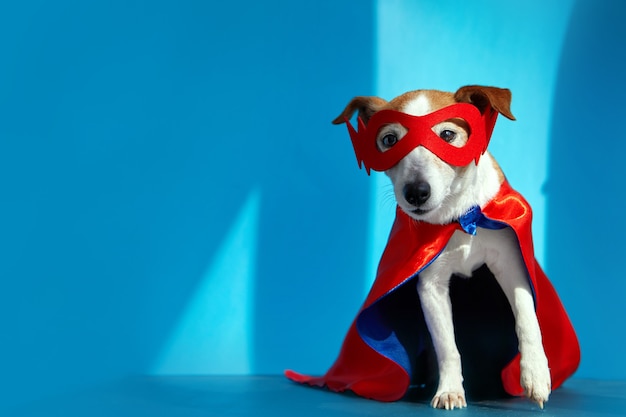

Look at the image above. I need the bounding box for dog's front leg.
[417,265,466,410]
[487,231,551,408]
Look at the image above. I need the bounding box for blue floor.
[5,376,626,417]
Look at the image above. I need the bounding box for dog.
[332,86,551,410]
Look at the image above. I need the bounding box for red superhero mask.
[345,103,499,174]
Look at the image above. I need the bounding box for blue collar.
[459,206,506,235]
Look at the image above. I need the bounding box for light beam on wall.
[374,0,575,267]
[153,188,261,375]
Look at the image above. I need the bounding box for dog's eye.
[381,133,398,148]
[439,129,457,142]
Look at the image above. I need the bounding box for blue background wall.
[1,0,625,411]
[546,0,626,380]
[0,0,374,408]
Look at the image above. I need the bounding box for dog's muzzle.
[345,103,499,175]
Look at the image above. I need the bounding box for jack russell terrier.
[286,85,580,410]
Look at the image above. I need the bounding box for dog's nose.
[403,182,431,206]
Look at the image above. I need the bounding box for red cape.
[286,180,580,401]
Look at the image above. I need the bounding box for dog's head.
[333,85,515,224]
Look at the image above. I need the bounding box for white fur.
[403,93,432,116]
[418,228,550,409]
[384,93,551,409]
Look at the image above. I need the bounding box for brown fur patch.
[454,85,516,120]
[332,96,388,125]
[488,152,506,184]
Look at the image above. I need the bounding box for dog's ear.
[454,85,516,120]
[332,96,388,125]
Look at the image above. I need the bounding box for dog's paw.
[431,391,467,410]
[520,356,551,409]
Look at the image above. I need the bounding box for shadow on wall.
[546,0,626,379]
[0,0,374,408]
